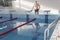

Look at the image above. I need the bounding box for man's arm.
[38,4,40,9]
[32,3,35,10]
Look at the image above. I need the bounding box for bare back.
[34,3,40,9]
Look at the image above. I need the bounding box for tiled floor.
[50,20,60,40]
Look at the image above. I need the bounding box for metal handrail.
[44,16,60,40]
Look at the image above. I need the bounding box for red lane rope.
[0,18,36,36]
[0,16,2,18]
[0,18,18,24]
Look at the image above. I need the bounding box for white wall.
[12,0,59,15]
[0,0,59,15]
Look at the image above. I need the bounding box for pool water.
[0,14,59,40]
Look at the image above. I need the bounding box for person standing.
[32,1,40,14]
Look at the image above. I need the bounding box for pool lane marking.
[0,26,7,30]
[0,18,18,24]
[0,18,36,36]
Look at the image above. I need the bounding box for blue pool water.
[0,14,59,40]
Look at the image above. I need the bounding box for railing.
[44,16,60,40]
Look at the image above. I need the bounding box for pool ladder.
[44,16,60,40]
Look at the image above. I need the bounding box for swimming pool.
[0,14,59,40]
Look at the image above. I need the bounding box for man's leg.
[37,9,39,15]
[35,9,37,15]
[35,11,36,15]
[35,11,38,15]
[36,11,39,15]
[35,9,39,15]
[35,12,38,15]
